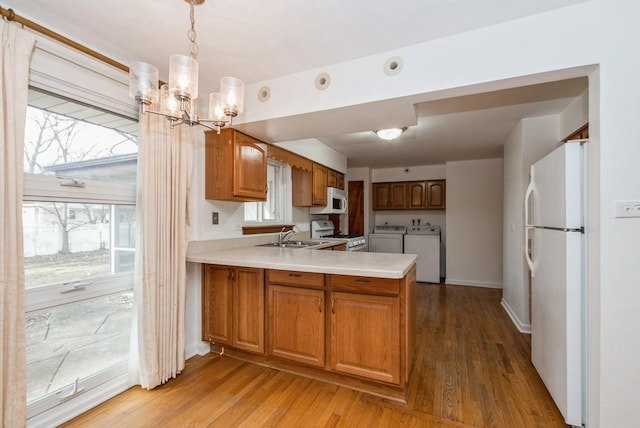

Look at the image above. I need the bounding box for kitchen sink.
[256,240,327,249]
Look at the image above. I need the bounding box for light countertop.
[187,246,417,279]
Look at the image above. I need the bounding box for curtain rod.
[0,6,129,74]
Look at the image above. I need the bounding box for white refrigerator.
[524,141,586,428]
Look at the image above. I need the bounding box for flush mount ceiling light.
[128,0,244,132]
[375,127,407,141]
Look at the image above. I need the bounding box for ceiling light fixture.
[375,127,407,141]
[128,0,244,132]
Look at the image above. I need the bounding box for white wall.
[560,88,589,140]
[501,114,564,331]
[371,165,446,182]
[445,159,503,288]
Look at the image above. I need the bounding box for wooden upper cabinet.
[292,167,313,207]
[327,169,345,190]
[372,183,390,209]
[312,163,328,206]
[293,163,330,207]
[426,180,446,209]
[373,182,407,209]
[205,129,267,202]
[389,182,407,209]
[328,169,338,188]
[407,181,427,209]
[373,180,445,210]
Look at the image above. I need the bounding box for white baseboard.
[501,298,531,334]
[444,278,502,289]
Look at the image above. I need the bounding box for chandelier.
[128,0,244,132]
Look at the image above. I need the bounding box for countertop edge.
[186,247,417,279]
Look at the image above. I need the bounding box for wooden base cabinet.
[267,285,325,367]
[329,292,401,384]
[202,265,265,354]
[202,265,233,345]
[203,264,416,402]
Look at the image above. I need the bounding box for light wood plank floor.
[62,283,566,427]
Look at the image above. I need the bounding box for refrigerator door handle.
[524,175,536,276]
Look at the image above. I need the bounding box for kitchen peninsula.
[187,246,417,402]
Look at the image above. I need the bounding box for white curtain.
[129,108,194,389]
[0,21,34,427]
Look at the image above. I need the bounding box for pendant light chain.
[129,0,245,130]
[188,0,198,60]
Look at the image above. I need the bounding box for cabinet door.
[329,292,400,384]
[292,167,313,207]
[202,265,233,345]
[233,267,265,353]
[233,134,267,200]
[407,181,427,209]
[327,169,338,188]
[389,182,407,209]
[426,180,446,209]
[372,183,389,210]
[312,163,328,205]
[336,173,345,190]
[268,285,325,367]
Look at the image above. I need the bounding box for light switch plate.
[212,212,219,224]
[615,200,640,218]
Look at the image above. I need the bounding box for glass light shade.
[208,92,227,122]
[220,76,245,116]
[376,127,405,141]
[169,54,199,100]
[129,62,159,104]
[160,85,180,117]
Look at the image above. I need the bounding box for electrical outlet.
[615,200,640,218]
[211,212,219,224]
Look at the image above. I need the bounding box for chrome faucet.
[278,226,297,244]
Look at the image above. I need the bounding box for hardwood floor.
[62,283,566,427]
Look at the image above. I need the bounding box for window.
[244,159,291,224]
[23,88,137,419]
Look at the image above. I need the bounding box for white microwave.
[310,187,347,214]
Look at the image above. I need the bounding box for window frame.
[243,159,292,226]
[22,92,138,417]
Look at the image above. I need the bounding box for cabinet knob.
[318,297,323,313]
[331,298,335,314]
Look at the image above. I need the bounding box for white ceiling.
[6,0,589,168]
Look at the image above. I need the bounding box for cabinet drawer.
[267,269,325,289]
[328,275,400,296]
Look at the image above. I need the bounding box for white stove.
[310,220,366,252]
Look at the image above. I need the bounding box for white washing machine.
[368,225,406,253]
[404,225,441,283]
